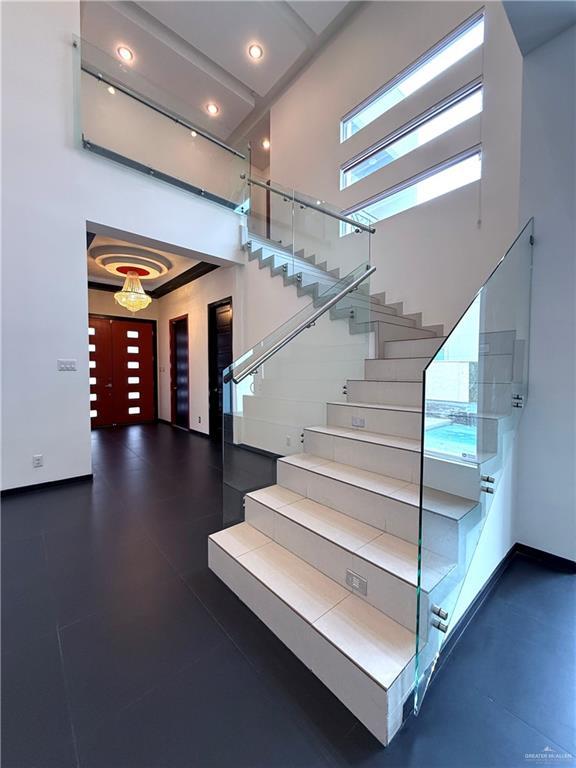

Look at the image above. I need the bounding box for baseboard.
[402,540,574,724]
[189,426,210,438]
[157,418,212,438]
[434,544,517,674]
[1,473,93,497]
[514,542,576,573]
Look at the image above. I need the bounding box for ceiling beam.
[227,1,366,147]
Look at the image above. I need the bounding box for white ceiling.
[80,1,356,152]
[88,235,200,290]
[503,1,576,54]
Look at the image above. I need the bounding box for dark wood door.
[89,316,156,427]
[170,316,189,429]
[208,299,233,439]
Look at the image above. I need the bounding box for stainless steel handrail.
[225,265,376,384]
[79,58,247,160]
[241,175,376,234]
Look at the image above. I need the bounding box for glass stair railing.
[414,219,534,714]
[216,220,533,746]
[222,261,375,526]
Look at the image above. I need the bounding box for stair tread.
[248,486,382,550]
[246,486,452,590]
[347,379,422,385]
[278,454,476,520]
[210,523,415,689]
[305,425,420,453]
[328,401,421,413]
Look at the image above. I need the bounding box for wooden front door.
[89,316,156,427]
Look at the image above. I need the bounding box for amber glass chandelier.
[114,271,152,312]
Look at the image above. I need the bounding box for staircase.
[211,215,533,746]
[210,318,479,745]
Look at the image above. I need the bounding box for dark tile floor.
[2,423,574,768]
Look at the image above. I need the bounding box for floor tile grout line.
[70,635,232,752]
[453,679,576,758]
[178,570,341,767]
[55,627,82,768]
[491,698,576,757]
[41,531,81,768]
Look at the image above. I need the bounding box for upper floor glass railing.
[413,219,534,715]
[74,36,374,285]
[74,36,250,210]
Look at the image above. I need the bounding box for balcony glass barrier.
[75,37,249,210]
[413,220,534,715]
[223,262,374,526]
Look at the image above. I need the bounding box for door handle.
[105,383,113,388]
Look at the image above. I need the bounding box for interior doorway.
[170,315,190,430]
[89,315,156,427]
[208,298,233,440]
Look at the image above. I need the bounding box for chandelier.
[114,271,152,313]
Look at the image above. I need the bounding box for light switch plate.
[57,359,77,371]
[346,569,368,596]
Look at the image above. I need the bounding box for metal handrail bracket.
[226,265,376,385]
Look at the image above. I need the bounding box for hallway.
[2,424,574,767]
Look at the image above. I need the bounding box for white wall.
[515,24,576,562]
[1,1,244,490]
[156,267,236,429]
[155,256,311,433]
[270,1,523,329]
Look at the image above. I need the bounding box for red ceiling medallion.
[116,265,151,277]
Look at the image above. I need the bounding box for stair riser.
[365,358,427,382]
[382,338,445,359]
[276,462,419,544]
[374,324,438,343]
[327,403,421,439]
[209,540,410,745]
[347,380,422,407]
[303,430,420,484]
[243,396,326,425]
[331,306,417,329]
[245,498,418,631]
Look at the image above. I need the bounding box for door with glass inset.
[89,316,156,427]
[170,316,189,429]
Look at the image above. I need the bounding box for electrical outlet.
[346,569,367,596]
[32,454,43,468]
[351,416,365,428]
[198,416,201,424]
[57,359,77,371]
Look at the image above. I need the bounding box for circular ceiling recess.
[89,245,172,280]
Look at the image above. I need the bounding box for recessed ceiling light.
[206,102,219,116]
[261,138,270,150]
[248,43,264,60]
[190,130,198,138]
[117,46,134,63]
[107,85,116,95]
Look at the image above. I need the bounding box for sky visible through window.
[341,88,483,189]
[341,15,484,141]
[342,151,481,234]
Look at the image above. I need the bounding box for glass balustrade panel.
[413,220,533,715]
